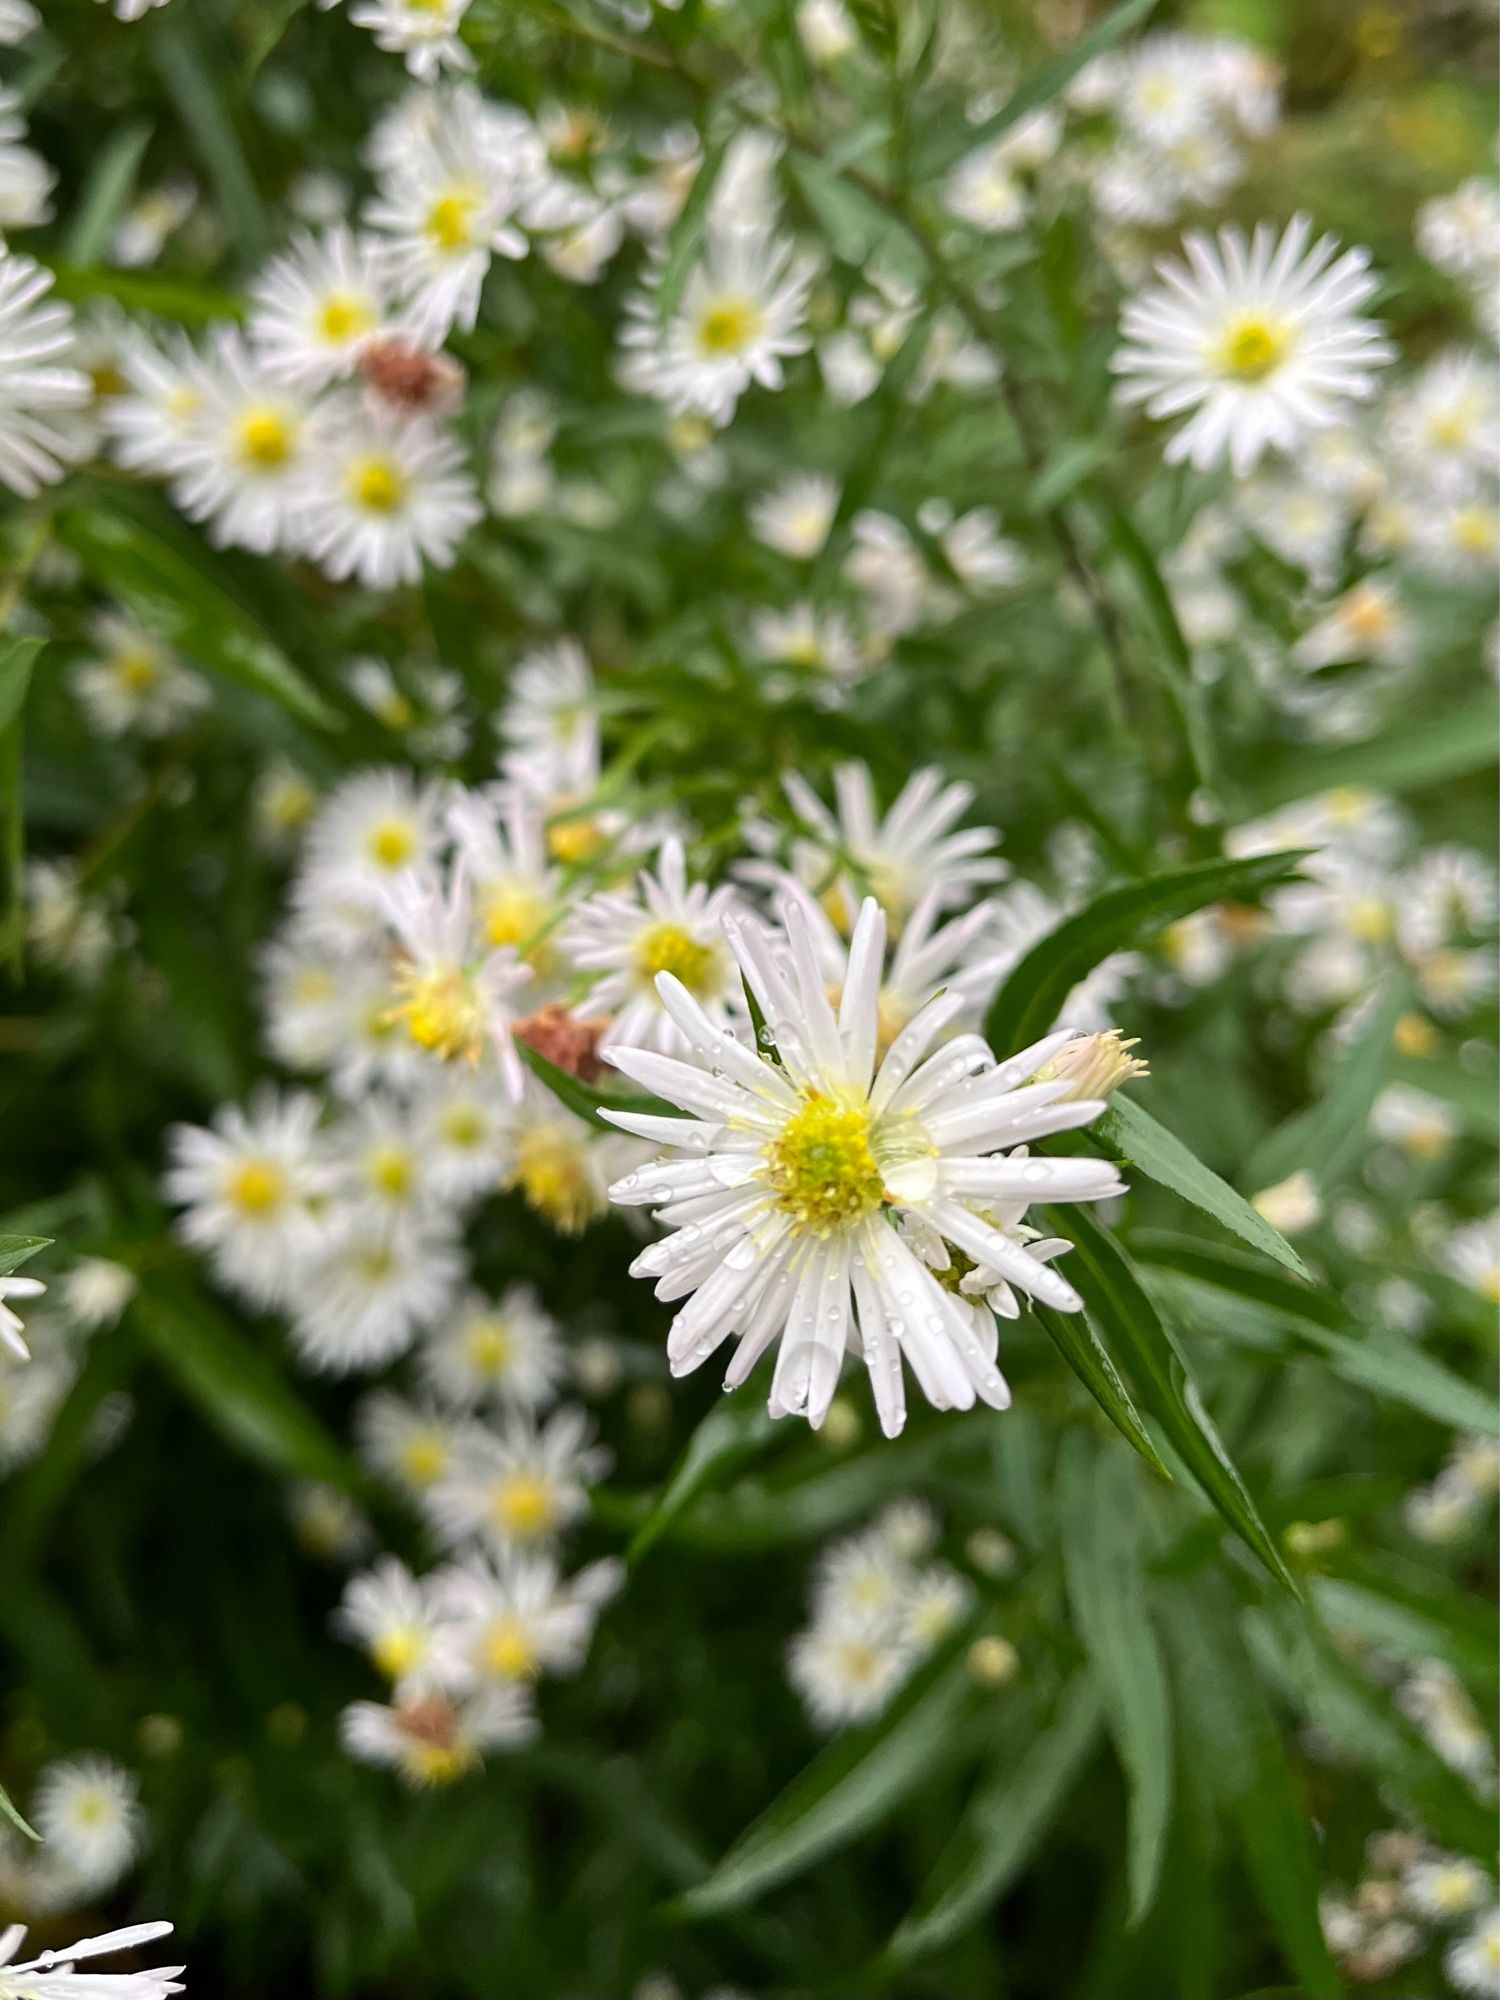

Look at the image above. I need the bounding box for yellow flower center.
[397,1433,450,1486]
[696,296,762,356]
[348,456,407,514]
[228,1158,287,1214]
[632,921,718,996]
[1451,506,1497,555]
[425,190,479,252]
[112,645,162,694]
[1347,895,1393,943]
[1393,1011,1438,1058]
[766,1092,886,1237]
[439,1101,487,1148]
[373,1625,427,1680]
[834,1638,886,1686]
[1402,1118,1452,1161]
[492,1472,557,1538]
[407,1741,469,1785]
[482,1618,539,1679]
[481,881,552,956]
[1218,316,1289,381]
[463,1315,514,1377]
[73,1790,110,1828]
[1343,589,1394,643]
[546,813,607,866]
[235,406,295,469]
[367,815,418,869]
[511,1125,601,1235]
[390,964,486,1063]
[319,293,377,343]
[367,1144,414,1198]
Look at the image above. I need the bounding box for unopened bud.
[1036,1029,1148,1104]
[514,1002,609,1083]
[967,1635,1019,1686]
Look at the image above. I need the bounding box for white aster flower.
[164,1087,332,1308]
[777,761,1007,931]
[499,1079,634,1236]
[340,1685,535,1785]
[429,1550,621,1682]
[419,1284,566,1411]
[167,329,313,553]
[1404,1854,1493,1923]
[295,395,482,587]
[562,837,743,1056]
[1409,491,1499,583]
[1388,349,1500,496]
[748,603,866,688]
[409,1064,514,1201]
[248,225,393,388]
[945,141,1029,234]
[749,471,840,558]
[447,787,569,986]
[796,0,856,62]
[0,1,38,40]
[1398,845,1496,957]
[71,611,208,738]
[425,1406,609,1552]
[103,326,209,480]
[57,1258,137,1331]
[604,898,1125,1437]
[332,0,475,77]
[620,225,815,426]
[336,1555,454,1690]
[0,1922,183,2000]
[0,1273,45,1361]
[788,1610,916,1728]
[329,1097,439,1228]
[1290,579,1413,673]
[289,1207,462,1373]
[1439,1212,1500,1302]
[1446,1907,1500,2000]
[364,86,535,342]
[1370,1083,1458,1161]
[1417,178,1500,287]
[356,1389,459,1494]
[299,767,446,925]
[378,857,531,1089]
[31,1757,139,1892]
[1113,216,1395,475]
[0,247,89,497]
[1113,32,1225,146]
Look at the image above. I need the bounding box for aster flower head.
[1113,215,1396,475]
[326,0,475,78]
[71,610,208,739]
[419,1283,566,1411]
[429,1550,621,1683]
[294,394,483,587]
[378,856,531,1091]
[167,328,314,553]
[249,225,393,388]
[425,1405,610,1552]
[604,897,1125,1438]
[340,1684,535,1785]
[31,1755,139,1892]
[0,247,90,497]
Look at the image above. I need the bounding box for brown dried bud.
[514,1002,610,1084]
[357,338,466,416]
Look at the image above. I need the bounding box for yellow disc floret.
[510,1124,602,1235]
[425,189,479,252]
[1217,315,1289,381]
[235,406,295,469]
[491,1472,556,1539]
[482,1618,539,1679]
[366,815,418,869]
[228,1157,287,1214]
[319,293,376,344]
[632,921,718,996]
[696,297,761,356]
[348,456,407,514]
[389,963,486,1063]
[463,1314,514,1378]
[766,1092,887,1237]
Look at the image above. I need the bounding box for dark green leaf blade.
[628,1397,779,1565]
[1036,1303,1171,1479]
[0,1234,50,1278]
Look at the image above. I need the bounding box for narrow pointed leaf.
[0,1779,37,1843]
[1244,695,1500,811]
[0,1234,49,1278]
[1036,1304,1170,1479]
[1099,1094,1309,1278]
[984,850,1309,1057]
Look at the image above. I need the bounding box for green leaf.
[152,24,271,263]
[984,850,1309,1058]
[676,1621,980,1917]
[139,1288,368,1496]
[515,1039,670,1130]
[1245,982,1405,1193]
[0,634,40,736]
[0,1779,37,1844]
[654,111,734,326]
[1058,1212,1298,1594]
[887,1674,1103,1961]
[1160,1582,1341,2000]
[1242,696,1500,812]
[1036,1304,1171,1479]
[1058,1438,1172,1923]
[627,1397,779,1565]
[49,265,245,323]
[1100,1094,1309,1279]
[1133,1234,1495,1435]
[1029,439,1112,513]
[0,1234,50,1278]
[63,120,153,267]
[58,498,341,731]
[917,0,1159,175]
[1313,1576,1498,1685]
[0,637,39,977]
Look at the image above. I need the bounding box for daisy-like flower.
[340,1684,534,1786]
[103,326,209,480]
[944,141,1029,235]
[789,1609,916,1727]
[71,610,208,739]
[429,1551,621,1682]
[167,329,313,553]
[0,247,89,497]
[1446,1907,1500,2000]
[604,898,1125,1437]
[409,1064,514,1200]
[0,1272,45,1361]
[447,789,568,984]
[1290,578,1413,673]
[364,86,535,342]
[497,638,597,780]
[1403,1853,1492,1924]
[561,837,743,1056]
[419,1284,565,1411]
[58,1257,137,1331]
[248,225,393,388]
[775,762,1007,931]
[164,1087,332,1308]
[1388,350,1500,496]
[619,225,816,426]
[378,858,531,1090]
[748,604,865,689]
[329,1097,438,1229]
[289,1207,462,1373]
[0,1922,183,2000]
[1439,1212,1500,1302]
[299,767,446,922]
[1370,1082,1457,1161]
[31,1756,139,1892]
[295,396,482,587]
[356,1389,460,1495]
[336,1555,454,1689]
[0,2,39,41]
[327,0,475,78]
[499,1078,631,1236]
[1113,216,1395,475]
[749,471,840,558]
[1417,178,1500,287]
[425,1406,609,1552]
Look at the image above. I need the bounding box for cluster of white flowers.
[1320,1828,1498,1994]
[787,1501,971,1727]
[1396,1660,1496,1798]
[0,1755,143,1917]
[1403,1432,1500,1545]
